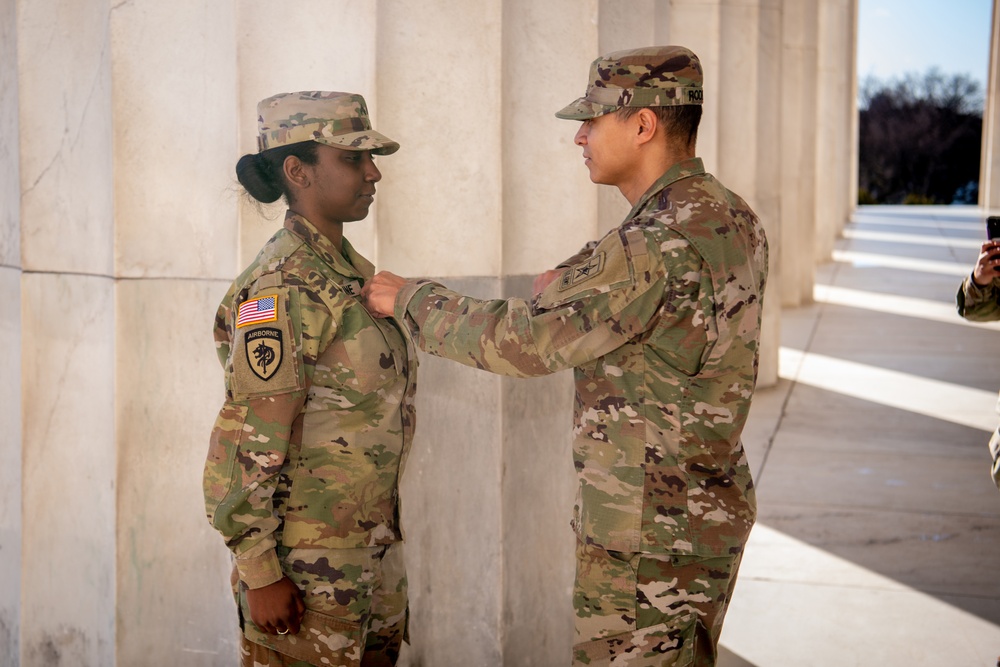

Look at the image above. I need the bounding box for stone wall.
[0,1,862,664]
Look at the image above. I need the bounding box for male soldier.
[362,46,768,665]
[956,236,1000,488]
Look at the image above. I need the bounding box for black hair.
[235,141,321,205]
[616,104,702,149]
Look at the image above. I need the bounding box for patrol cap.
[555,45,704,121]
[256,91,399,155]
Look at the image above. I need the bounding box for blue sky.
[857,0,992,87]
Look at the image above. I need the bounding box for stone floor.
[718,206,1000,666]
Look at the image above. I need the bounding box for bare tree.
[858,69,983,205]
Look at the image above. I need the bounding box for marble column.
[376,4,507,664]
[664,0,723,172]
[596,0,660,234]
[755,0,783,388]
[235,1,380,266]
[500,1,596,662]
[980,0,1000,211]
[110,1,239,663]
[814,0,856,263]
[716,0,781,388]
[0,0,21,661]
[779,0,819,307]
[17,0,116,664]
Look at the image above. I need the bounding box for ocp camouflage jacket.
[205,212,417,589]
[394,158,767,557]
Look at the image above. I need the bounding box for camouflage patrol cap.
[256,91,399,155]
[555,45,704,120]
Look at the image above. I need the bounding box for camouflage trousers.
[572,538,743,667]
[237,542,407,667]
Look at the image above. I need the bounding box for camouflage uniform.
[388,47,767,665]
[205,91,414,666]
[956,275,1000,488]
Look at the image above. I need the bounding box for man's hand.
[973,241,1000,286]
[533,269,563,296]
[361,271,408,318]
[246,576,306,636]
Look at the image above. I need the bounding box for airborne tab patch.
[245,327,283,381]
[558,252,606,291]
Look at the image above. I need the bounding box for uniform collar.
[625,157,706,220]
[283,211,374,280]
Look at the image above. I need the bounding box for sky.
[857,0,992,88]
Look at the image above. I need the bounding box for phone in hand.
[988,216,1000,240]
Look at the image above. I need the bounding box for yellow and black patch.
[558,252,606,291]
[244,327,283,381]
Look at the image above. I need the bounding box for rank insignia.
[245,327,283,381]
[558,252,606,291]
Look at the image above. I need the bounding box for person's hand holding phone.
[974,216,1000,286]
[973,241,1000,286]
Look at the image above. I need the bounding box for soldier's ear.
[634,108,659,146]
[283,155,310,190]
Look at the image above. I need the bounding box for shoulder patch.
[537,232,634,311]
[558,253,606,291]
[237,295,279,328]
[231,289,302,397]
[244,327,284,381]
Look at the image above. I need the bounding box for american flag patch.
[237,295,278,328]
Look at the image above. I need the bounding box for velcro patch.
[237,295,279,328]
[558,252,606,291]
[341,280,363,297]
[244,327,283,381]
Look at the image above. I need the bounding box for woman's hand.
[973,241,1000,286]
[246,576,306,636]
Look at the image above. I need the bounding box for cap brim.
[554,96,618,120]
[315,130,400,155]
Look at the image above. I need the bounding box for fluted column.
[664,0,723,171]
[111,1,239,663]
[0,0,21,661]
[596,0,660,233]
[815,0,856,262]
[980,0,1000,211]
[236,2,380,266]
[500,1,598,662]
[17,0,116,664]
[780,0,820,306]
[376,4,507,664]
[717,0,781,387]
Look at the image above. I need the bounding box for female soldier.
[204,91,416,667]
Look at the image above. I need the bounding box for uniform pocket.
[203,403,249,519]
[572,618,696,667]
[243,608,364,667]
[317,305,398,400]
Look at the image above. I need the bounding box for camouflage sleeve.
[204,280,332,588]
[957,275,1000,322]
[214,282,240,368]
[393,228,703,377]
